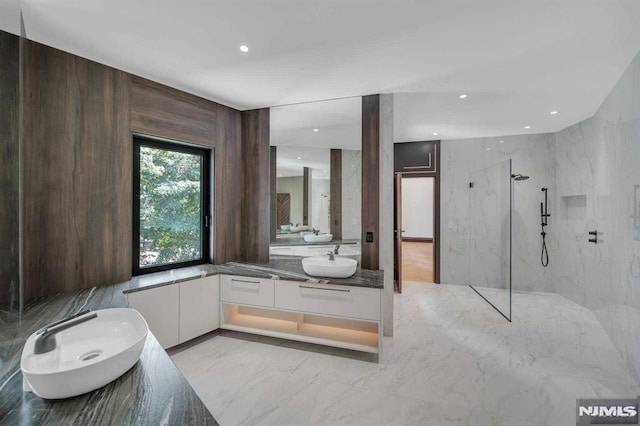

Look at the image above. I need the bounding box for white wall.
[276,177,303,226]
[401,177,433,239]
[552,49,640,381]
[342,149,361,240]
[310,176,330,233]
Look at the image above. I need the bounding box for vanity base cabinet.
[220,279,382,354]
[127,284,180,348]
[126,275,219,348]
[179,275,220,343]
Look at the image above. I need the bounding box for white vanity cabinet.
[274,281,381,321]
[179,276,220,343]
[219,275,382,354]
[220,275,274,308]
[126,284,180,348]
[126,275,220,349]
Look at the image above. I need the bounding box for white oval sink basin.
[21,308,148,399]
[303,233,333,243]
[302,256,357,278]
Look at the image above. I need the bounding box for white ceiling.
[276,146,330,179]
[8,0,640,140]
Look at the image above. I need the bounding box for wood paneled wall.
[22,40,132,299]
[18,39,246,301]
[241,109,270,262]
[131,77,216,146]
[130,76,243,265]
[0,30,20,308]
[214,104,243,264]
[361,95,380,270]
[330,149,342,240]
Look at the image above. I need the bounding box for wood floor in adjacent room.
[401,241,433,283]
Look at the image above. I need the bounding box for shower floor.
[170,281,639,425]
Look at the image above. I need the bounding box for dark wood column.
[270,146,277,242]
[361,95,380,270]
[302,167,310,226]
[330,149,342,239]
[0,30,20,308]
[241,108,270,262]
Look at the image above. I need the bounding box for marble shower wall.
[440,133,556,293]
[342,149,362,240]
[553,49,640,381]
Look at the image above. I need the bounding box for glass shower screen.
[469,159,512,321]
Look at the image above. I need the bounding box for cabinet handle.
[299,285,351,293]
[231,278,261,285]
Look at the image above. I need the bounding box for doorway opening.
[400,176,435,283]
[393,140,440,293]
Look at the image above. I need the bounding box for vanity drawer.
[275,280,381,321]
[220,275,275,308]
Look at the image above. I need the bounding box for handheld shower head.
[511,174,530,181]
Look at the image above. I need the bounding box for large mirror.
[270,97,362,248]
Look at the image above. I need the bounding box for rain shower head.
[511,174,530,181]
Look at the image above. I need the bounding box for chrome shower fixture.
[511,173,530,181]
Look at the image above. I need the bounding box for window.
[133,135,211,275]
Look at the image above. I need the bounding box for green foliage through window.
[138,145,203,268]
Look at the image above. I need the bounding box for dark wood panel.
[361,95,380,270]
[277,194,291,226]
[131,76,216,146]
[22,40,132,299]
[0,30,20,308]
[330,149,342,239]
[270,146,277,241]
[241,109,270,262]
[302,167,310,226]
[213,104,243,264]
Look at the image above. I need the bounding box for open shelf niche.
[221,303,380,354]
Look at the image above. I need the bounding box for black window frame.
[132,134,212,275]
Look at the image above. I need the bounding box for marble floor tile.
[170,282,640,425]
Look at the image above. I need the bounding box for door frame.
[393,140,441,292]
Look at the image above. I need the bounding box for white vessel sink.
[302,256,357,278]
[303,233,333,243]
[21,308,148,399]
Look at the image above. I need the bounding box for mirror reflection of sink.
[290,225,310,232]
[302,256,357,278]
[303,233,332,243]
[21,308,148,399]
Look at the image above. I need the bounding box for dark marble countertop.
[0,281,217,425]
[217,258,383,289]
[270,238,360,247]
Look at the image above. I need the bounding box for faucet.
[334,244,340,254]
[34,311,98,354]
[327,251,335,261]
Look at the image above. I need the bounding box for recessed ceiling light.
[499,140,505,144]
[278,174,282,177]
[459,94,467,99]
[433,132,439,136]
[313,128,319,132]
[524,125,531,129]
[550,111,558,115]
[239,45,249,53]
[486,148,491,151]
